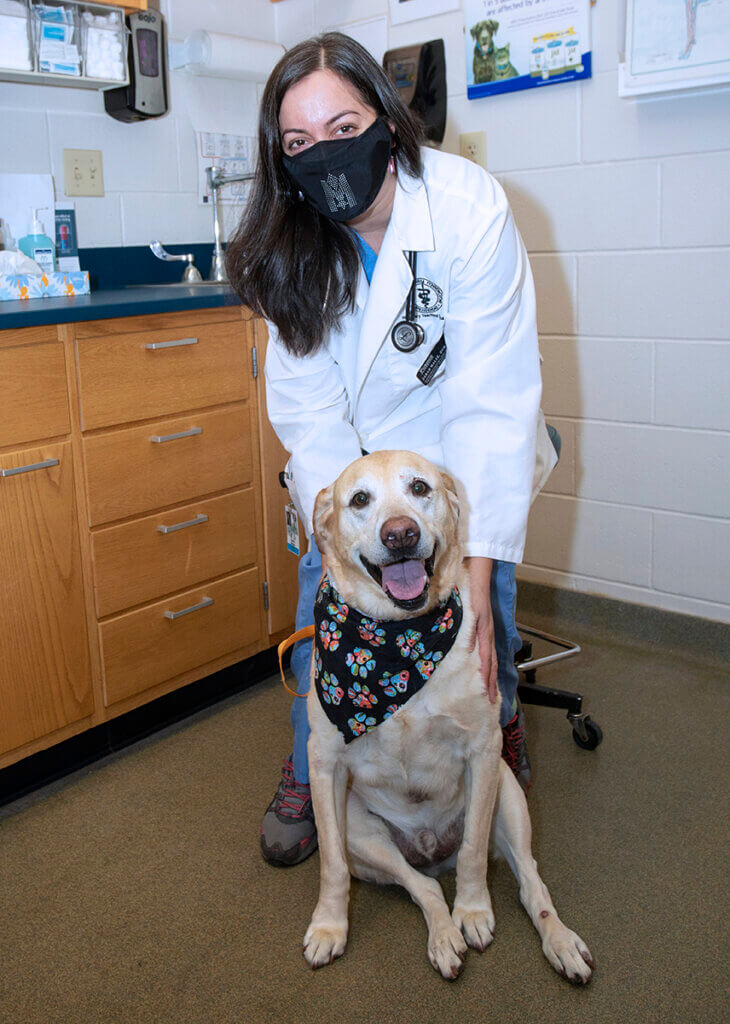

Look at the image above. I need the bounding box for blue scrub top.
[352,232,378,284]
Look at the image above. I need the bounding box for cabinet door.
[0,442,93,755]
[254,321,302,636]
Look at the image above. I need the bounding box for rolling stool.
[515,624,603,750]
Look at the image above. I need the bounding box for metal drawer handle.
[145,337,198,351]
[150,426,202,444]
[164,596,214,620]
[157,513,208,535]
[1,458,60,478]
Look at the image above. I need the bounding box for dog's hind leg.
[493,763,594,984]
[346,791,468,980]
[303,751,351,970]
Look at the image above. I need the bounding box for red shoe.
[501,702,531,795]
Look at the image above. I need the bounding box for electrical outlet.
[63,148,105,197]
[459,131,487,170]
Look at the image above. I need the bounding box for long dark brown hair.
[225,33,425,356]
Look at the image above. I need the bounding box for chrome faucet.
[207,165,255,282]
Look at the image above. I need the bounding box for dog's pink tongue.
[382,560,427,601]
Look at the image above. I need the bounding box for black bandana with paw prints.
[313,576,463,743]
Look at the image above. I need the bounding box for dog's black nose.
[381,517,420,551]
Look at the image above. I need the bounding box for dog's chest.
[345,694,482,812]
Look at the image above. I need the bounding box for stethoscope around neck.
[391,250,425,353]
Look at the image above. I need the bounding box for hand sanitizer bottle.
[18,208,57,274]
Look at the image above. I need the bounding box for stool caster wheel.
[569,714,603,751]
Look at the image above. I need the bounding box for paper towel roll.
[177,31,284,82]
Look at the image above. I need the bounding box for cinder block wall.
[276,0,730,623]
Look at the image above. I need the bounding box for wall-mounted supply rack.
[0,0,131,91]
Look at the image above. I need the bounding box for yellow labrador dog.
[304,450,593,982]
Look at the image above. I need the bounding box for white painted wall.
[273,0,730,623]
[0,0,277,248]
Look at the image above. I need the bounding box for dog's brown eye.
[411,479,431,497]
[351,491,369,508]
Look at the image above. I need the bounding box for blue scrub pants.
[289,541,521,785]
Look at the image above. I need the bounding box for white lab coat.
[264,147,557,564]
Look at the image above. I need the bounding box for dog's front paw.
[427,921,468,980]
[452,902,495,953]
[541,921,594,985]
[303,918,348,970]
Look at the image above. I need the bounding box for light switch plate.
[63,148,105,197]
[459,131,487,170]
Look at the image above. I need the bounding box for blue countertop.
[0,282,241,330]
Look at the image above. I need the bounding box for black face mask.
[282,117,392,222]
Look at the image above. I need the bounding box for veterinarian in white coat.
[226,32,558,867]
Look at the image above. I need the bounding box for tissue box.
[0,270,90,300]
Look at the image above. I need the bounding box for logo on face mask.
[321,173,357,213]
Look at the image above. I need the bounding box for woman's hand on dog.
[466,556,498,703]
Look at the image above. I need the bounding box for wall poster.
[619,0,730,97]
[389,0,461,26]
[464,0,592,99]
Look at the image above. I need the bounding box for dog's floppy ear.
[313,484,335,555]
[487,19,499,33]
[440,471,460,521]
[470,21,482,40]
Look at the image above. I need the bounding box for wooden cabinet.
[0,306,298,771]
[0,331,93,758]
[76,309,268,711]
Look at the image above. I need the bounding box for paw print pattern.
[319,670,344,705]
[319,619,342,651]
[383,704,400,720]
[347,681,378,709]
[348,712,376,737]
[357,618,387,646]
[414,651,443,680]
[327,600,349,624]
[431,608,454,634]
[345,647,376,678]
[378,670,410,696]
[396,629,425,661]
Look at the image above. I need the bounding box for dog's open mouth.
[361,548,436,610]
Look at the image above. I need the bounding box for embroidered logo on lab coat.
[414,278,443,317]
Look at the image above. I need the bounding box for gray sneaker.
[260,755,318,866]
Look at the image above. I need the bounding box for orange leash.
[277,625,315,697]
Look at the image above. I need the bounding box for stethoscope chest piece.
[391,320,424,352]
[391,249,426,352]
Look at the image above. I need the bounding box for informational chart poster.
[620,0,730,96]
[196,131,256,206]
[389,0,460,25]
[464,0,592,99]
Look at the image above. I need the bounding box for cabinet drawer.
[76,320,250,430]
[92,488,257,617]
[0,342,70,445]
[84,405,253,526]
[99,568,262,706]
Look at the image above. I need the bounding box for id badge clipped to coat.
[285,503,300,555]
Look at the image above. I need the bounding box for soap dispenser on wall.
[18,208,57,274]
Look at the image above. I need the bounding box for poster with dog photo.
[465,0,591,99]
